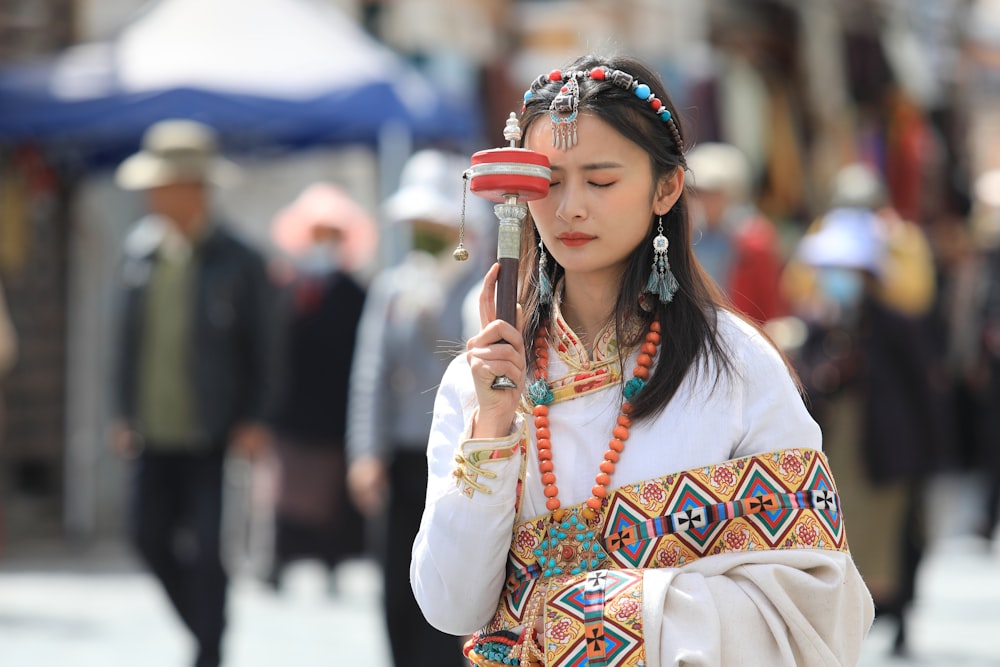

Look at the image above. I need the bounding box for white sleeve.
[639,318,872,665]
[642,550,873,666]
[410,354,528,635]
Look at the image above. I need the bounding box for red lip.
[557,233,596,247]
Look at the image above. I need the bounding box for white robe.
[411,309,874,666]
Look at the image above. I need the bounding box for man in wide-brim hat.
[110,119,277,667]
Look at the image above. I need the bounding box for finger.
[479,263,500,328]
[470,318,524,352]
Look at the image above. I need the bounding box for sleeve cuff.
[452,413,526,500]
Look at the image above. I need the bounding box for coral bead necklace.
[529,319,662,522]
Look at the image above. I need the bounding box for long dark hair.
[517,54,759,422]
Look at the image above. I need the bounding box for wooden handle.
[495,256,519,325]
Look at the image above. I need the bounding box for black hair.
[517,54,790,422]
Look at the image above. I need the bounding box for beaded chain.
[529,319,662,520]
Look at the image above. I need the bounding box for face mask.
[817,267,865,309]
[412,228,453,257]
[298,240,339,275]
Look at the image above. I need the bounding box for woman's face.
[525,113,680,286]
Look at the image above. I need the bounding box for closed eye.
[590,181,614,188]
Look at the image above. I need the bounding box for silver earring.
[538,238,553,304]
[644,216,678,304]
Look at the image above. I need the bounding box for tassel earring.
[538,238,553,305]
[644,216,678,304]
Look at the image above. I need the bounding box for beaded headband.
[523,67,685,157]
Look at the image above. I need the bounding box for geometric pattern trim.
[468,448,850,666]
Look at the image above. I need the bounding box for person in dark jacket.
[110,119,277,667]
[265,183,376,589]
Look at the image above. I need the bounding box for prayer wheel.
[466,113,551,389]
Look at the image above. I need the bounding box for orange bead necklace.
[529,319,661,520]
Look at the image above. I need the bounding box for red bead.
[536,427,551,440]
[589,67,605,80]
[604,449,620,463]
[537,438,551,450]
[538,449,552,461]
[650,98,662,111]
[539,460,554,473]
[617,415,632,428]
[637,353,653,368]
[609,438,624,452]
[650,320,661,333]
[633,366,650,380]
[599,460,615,474]
[586,497,603,510]
[595,473,611,487]
[546,498,561,511]
[548,69,562,81]
[534,415,549,428]
[533,404,548,417]
[591,485,607,499]
[612,425,629,441]
[645,332,661,345]
[543,485,559,498]
[541,472,556,485]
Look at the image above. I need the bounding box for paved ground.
[1,473,999,666]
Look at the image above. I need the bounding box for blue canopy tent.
[0,0,479,167]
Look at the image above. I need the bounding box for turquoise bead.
[635,83,651,99]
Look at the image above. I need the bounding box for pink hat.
[271,183,378,272]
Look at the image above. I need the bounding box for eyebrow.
[549,161,625,172]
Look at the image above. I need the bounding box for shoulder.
[714,308,788,377]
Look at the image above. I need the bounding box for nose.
[555,180,587,222]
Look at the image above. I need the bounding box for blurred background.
[1,0,1000,665]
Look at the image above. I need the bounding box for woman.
[411,54,873,666]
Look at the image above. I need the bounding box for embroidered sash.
[465,447,849,667]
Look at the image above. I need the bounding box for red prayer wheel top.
[468,147,551,203]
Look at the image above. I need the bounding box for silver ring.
[491,375,517,390]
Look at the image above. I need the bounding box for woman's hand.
[467,263,526,438]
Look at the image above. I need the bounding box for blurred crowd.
[4,0,1000,665]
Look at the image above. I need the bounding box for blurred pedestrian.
[0,277,17,554]
[346,149,477,667]
[786,169,946,656]
[264,182,376,589]
[109,119,278,667]
[0,277,16,434]
[965,169,1000,544]
[687,141,788,323]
